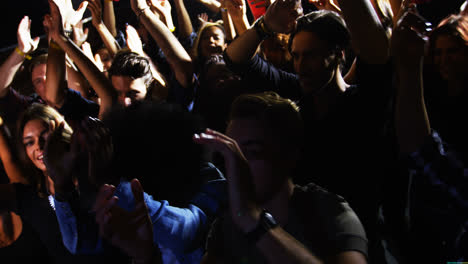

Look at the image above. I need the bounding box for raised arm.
[47,0,117,119]
[131,0,194,88]
[88,0,120,57]
[336,0,390,64]
[0,117,28,184]
[173,0,195,40]
[0,16,40,98]
[225,0,301,64]
[220,1,237,41]
[392,6,431,153]
[103,0,118,37]
[226,0,250,37]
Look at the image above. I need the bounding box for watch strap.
[253,16,274,40]
[245,209,278,244]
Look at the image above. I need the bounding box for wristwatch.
[245,209,279,244]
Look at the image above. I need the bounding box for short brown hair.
[229,91,304,151]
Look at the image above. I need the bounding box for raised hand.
[53,0,89,30]
[17,16,40,55]
[263,0,303,34]
[193,129,261,233]
[391,4,431,63]
[82,42,104,72]
[72,19,89,47]
[46,0,65,41]
[87,0,104,28]
[125,24,145,56]
[43,120,75,193]
[94,179,160,264]
[77,116,114,188]
[226,0,247,21]
[148,0,175,30]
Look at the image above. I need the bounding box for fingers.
[92,183,116,213]
[130,178,145,204]
[193,128,237,157]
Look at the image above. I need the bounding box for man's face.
[31,63,47,100]
[290,31,337,94]
[226,118,289,203]
[111,75,148,107]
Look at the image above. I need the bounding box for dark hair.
[102,101,207,207]
[28,53,48,75]
[229,91,304,152]
[289,10,351,56]
[17,103,73,197]
[107,49,154,89]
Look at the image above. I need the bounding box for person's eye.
[23,140,33,147]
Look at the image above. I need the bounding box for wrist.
[14,47,32,60]
[136,6,150,21]
[253,16,274,40]
[244,208,278,244]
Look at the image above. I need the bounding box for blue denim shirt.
[54,163,227,263]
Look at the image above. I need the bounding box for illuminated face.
[226,118,289,202]
[31,63,47,100]
[22,119,51,172]
[290,31,336,94]
[199,26,227,59]
[111,75,148,107]
[433,34,468,81]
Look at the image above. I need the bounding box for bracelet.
[15,47,32,60]
[49,41,63,51]
[253,16,274,40]
[169,26,176,32]
[137,6,150,21]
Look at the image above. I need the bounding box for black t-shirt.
[205,183,368,263]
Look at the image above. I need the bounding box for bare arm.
[44,38,67,108]
[336,0,390,64]
[88,0,120,57]
[103,0,118,37]
[0,118,28,184]
[132,0,194,88]
[0,16,40,98]
[227,0,250,36]
[47,0,117,119]
[173,0,195,40]
[392,7,431,154]
[225,0,301,64]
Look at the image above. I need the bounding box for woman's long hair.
[16,103,72,197]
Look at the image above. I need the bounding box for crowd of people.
[0,0,467,263]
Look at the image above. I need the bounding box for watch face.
[262,211,278,228]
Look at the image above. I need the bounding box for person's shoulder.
[294,183,346,204]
